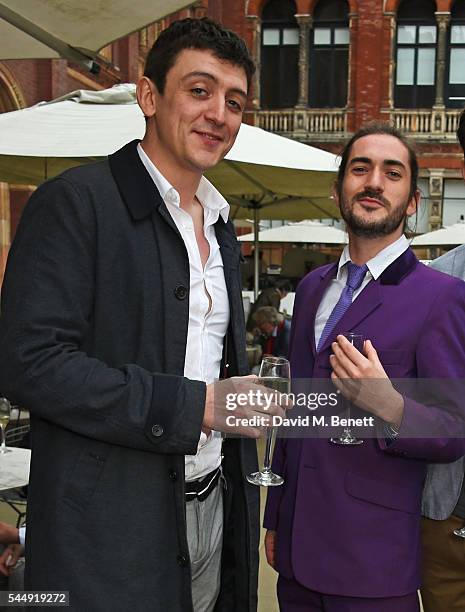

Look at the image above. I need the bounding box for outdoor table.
[0,447,31,527]
[0,447,30,491]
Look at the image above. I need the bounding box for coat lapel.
[317,281,382,353]
[316,248,419,354]
[108,139,183,239]
[109,140,162,219]
[308,264,338,357]
[214,219,248,375]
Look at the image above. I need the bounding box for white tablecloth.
[0,447,31,490]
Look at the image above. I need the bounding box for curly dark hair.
[144,17,255,94]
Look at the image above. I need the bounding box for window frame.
[394,12,437,109]
[308,20,350,108]
[260,3,300,109]
[445,15,465,108]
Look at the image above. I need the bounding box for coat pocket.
[62,441,110,511]
[345,470,418,514]
[377,349,411,377]
[377,349,408,366]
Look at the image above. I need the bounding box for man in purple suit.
[264,122,465,611]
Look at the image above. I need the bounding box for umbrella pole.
[253,206,259,300]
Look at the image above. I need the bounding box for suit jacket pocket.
[63,441,110,511]
[345,470,418,514]
[377,349,408,366]
[377,349,411,377]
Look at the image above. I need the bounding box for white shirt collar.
[136,143,230,223]
[338,234,410,280]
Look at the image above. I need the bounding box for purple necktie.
[317,262,368,352]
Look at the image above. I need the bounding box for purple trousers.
[277,576,421,612]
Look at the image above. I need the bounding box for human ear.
[136,77,157,118]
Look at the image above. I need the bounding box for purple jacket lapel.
[307,263,338,357]
[317,281,382,353]
[316,248,419,354]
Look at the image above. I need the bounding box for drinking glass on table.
[0,397,12,454]
[330,332,365,446]
[247,356,290,487]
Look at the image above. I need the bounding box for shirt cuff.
[18,526,26,547]
[384,422,400,442]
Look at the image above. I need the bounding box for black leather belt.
[185,467,221,503]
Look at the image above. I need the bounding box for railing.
[254,107,462,140]
[254,109,347,138]
[390,108,462,138]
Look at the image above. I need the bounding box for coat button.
[174,285,188,300]
[151,424,164,437]
[169,470,178,481]
[177,555,188,567]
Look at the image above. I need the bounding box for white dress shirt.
[137,144,230,481]
[315,234,410,348]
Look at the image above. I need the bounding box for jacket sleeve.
[380,277,465,462]
[0,177,205,455]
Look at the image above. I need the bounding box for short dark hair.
[457,108,465,156]
[274,278,292,293]
[144,18,255,94]
[336,121,419,200]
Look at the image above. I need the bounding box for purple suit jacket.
[264,248,465,598]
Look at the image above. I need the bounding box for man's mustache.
[352,189,390,207]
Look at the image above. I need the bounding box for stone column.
[295,15,312,108]
[246,15,261,110]
[434,12,451,108]
[0,182,10,287]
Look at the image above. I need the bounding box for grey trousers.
[186,483,223,612]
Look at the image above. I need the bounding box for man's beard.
[339,188,411,239]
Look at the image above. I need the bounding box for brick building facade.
[1,0,464,280]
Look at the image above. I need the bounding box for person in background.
[420,107,465,612]
[0,521,24,578]
[251,306,291,359]
[246,278,292,331]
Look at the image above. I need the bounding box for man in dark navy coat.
[0,18,282,612]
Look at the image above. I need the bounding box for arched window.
[445,0,465,108]
[261,0,299,109]
[394,0,436,108]
[309,0,349,108]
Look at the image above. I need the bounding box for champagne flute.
[330,332,364,446]
[247,356,290,487]
[0,397,12,454]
